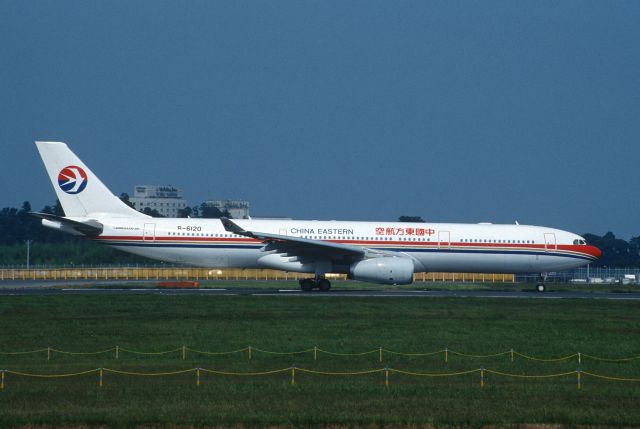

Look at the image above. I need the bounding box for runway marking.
[62,288,152,291]
[61,288,227,292]
[254,293,432,297]
[161,290,240,296]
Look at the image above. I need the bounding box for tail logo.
[58,166,88,194]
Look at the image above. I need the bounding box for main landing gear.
[299,277,331,292]
[536,274,547,293]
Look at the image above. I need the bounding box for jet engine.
[349,256,414,285]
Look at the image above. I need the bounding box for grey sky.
[1,1,639,238]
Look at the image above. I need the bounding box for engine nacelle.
[349,257,414,285]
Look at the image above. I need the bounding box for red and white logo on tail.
[58,165,88,194]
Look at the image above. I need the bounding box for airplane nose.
[587,245,602,259]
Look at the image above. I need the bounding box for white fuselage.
[34,141,602,287]
[91,217,600,275]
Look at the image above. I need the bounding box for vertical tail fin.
[35,141,147,218]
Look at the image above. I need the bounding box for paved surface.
[1,280,640,300]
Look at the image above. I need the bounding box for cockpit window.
[573,239,587,245]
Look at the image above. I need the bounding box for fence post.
[445,348,448,363]
[115,346,119,359]
[511,349,514,362]
[314,346,317,361]
[248,345,252,361]
[182,345,186,360]
[1,370,4,389]
[291,366,295,385]
[99,368,103,387]
[480,368,484,388]
[47,346,51,361]
[385,367,389,387]
[577,369,581,390]
[379,347,383,362]
[578,352,581,364]
[196,368,200,386]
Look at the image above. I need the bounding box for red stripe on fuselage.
[93,236,600,259]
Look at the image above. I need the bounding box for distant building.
[204,199,250,219]
[129,185,188,217]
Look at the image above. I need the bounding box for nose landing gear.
[536,274,547,293]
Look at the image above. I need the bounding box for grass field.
[1,289,640,427]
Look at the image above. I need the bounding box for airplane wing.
[221,217,375,262]
[30,212,104,236]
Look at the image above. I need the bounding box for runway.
[1,280,640,300]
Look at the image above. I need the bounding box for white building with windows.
[129,185,188,218]
[204,199,250,219]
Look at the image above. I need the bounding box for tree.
[119,193,136,209]
[630,236,640,259]
[199,203,227,219]
[141,207,163,217]
[177,206,193,218]
[398,216,425,223]
[18,201,39,242]
[583,232,637,267]
[20,201,31,213]
[53,199,64,216]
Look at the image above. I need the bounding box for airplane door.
[143,223,156,241]
[544,233,556,251]
[438,231,451,249]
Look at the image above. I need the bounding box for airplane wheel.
[318,279,331,291]
[299,279,314,292]
[536,283,546,293]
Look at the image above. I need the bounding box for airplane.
[33,141,601,292]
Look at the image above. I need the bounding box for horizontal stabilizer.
[30,212,103,236]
